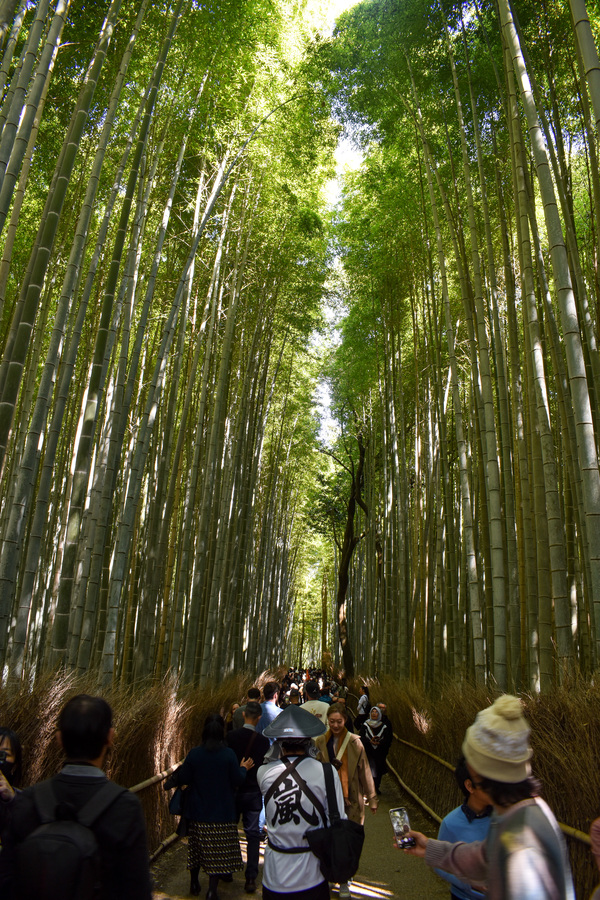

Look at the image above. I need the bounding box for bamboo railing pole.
[129,759,183,793]
[389,733,591,845]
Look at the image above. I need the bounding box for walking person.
[359,705,392,794]
[257,683,281,735]
[226,701,270,894]
[257,705,345,900]
[402,694,575,900]
[354,685,370,730]
[434,756,492,900]
[302,681,330,723]
[165,713,254,899]
[233,688,262,730]
[224,703,240,735]
[336,697,355,733]
[0,694,152,900]
[0,727,22,835]
[315,702,377,899]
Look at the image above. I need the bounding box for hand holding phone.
[389,807,416,848]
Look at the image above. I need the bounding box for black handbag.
[305,763,365,884]
[168,785,190,836]
[168,786,185,815]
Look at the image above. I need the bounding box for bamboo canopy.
[0,0,599,693]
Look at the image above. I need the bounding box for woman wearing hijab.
[360,706,392,794]
[315,703,377,900]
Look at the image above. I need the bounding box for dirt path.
[152,774,449,899]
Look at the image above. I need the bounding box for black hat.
[263,705,327,739]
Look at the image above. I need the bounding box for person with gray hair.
[402,695,574,900]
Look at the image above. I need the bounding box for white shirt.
[357,694,370,715]
[301,699,330,722]
[258,754,346,893]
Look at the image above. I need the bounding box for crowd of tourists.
[0,678,597,899]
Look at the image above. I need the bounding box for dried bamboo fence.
[387,732,597,900]
[129,761,183,861]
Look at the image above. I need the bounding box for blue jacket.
[166,745,246,823]
[257,701,281,735]
[436,804,490,899]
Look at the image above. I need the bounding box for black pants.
[236,790,262,881]
[263,883,330,900]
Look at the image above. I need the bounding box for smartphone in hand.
[389,807,416,848]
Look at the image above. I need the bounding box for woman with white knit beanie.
[400,695,575,900]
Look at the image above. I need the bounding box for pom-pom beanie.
[462,694,532,783]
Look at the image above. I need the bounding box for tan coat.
[314,731,377,824]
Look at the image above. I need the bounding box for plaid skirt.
[187,821,244,874]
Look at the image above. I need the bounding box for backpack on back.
[16,778,125,900]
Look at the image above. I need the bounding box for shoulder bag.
[168,784,189,836]
[305,762,365,884]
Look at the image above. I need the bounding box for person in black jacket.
[226,701,270,894]
[0,694,152,900]
[165,714,253,899]
[0,727,22,841]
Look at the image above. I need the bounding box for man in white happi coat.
[257,706,346,900]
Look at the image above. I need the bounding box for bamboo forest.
[0,0,599,694]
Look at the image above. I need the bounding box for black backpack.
[16,778,125,900]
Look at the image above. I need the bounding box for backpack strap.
[322,763,340,824]
[31,778,125,828]
[263,756,302,808]
[335,730,352,761]
[31,780,60,824]
[286,760,327,826]
[77,781,126,828]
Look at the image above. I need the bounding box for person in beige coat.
[315,703,377,899]
[314,702,378,824]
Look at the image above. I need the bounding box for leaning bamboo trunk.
[100,154,237,682]
[0,0,51,188]
[570,0,600,132]
[2,1,149,677]
[445,33,507,687]
[49,0,184,667]
[0,0,123,470]
[511,89,572,680]
[408,76,485,682]
[0,0,26,87]
[0,0,21,49]
[0,0,70,238]
[169,199,234,675]
[0,0,123,663]
[499,0,600,659]
[196,208,252,685]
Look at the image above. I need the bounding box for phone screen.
[389,807,416,848]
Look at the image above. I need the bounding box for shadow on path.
[152,774,449,899]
